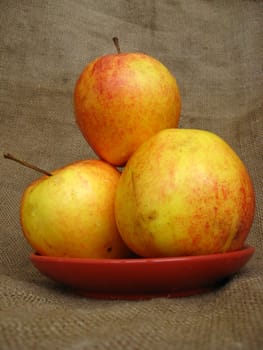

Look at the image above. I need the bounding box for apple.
[115,129,255,257]
[19,159,130,259]
[74,37,181,166]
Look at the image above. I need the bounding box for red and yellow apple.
[74,41,181,166]
[20,159,130,259]
[115,129,255,257]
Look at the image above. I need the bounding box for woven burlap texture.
[0,1,262,349]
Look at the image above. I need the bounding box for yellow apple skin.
[74,53,181,166]
[20,160,130,259]
[115,129,255,257]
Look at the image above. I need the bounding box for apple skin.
[115,129,255,257]
[74,52,181,166]
[20,159,130,259]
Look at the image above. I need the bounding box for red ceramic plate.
[30,246,254,300]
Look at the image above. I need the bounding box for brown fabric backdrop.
[1,1,262,349]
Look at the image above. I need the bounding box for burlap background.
[1,1,262,349]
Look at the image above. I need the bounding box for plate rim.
[30,245,255,265]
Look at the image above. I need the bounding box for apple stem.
[3,153,52,176]
[112,37,121,54]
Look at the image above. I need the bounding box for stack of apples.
[18,38,255,259]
